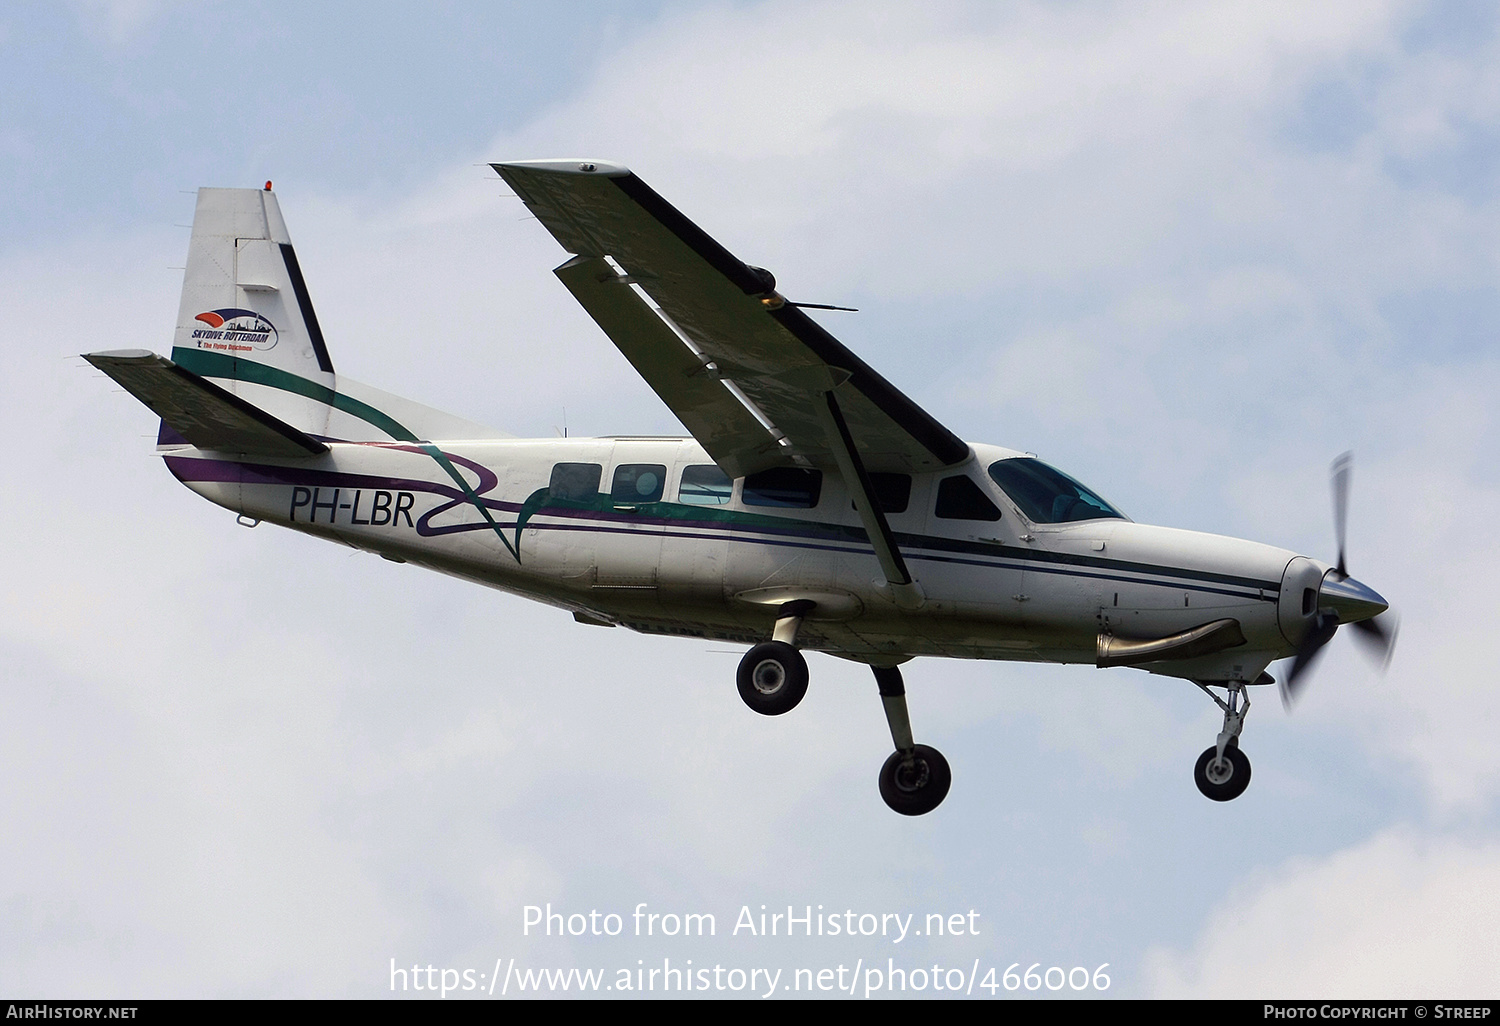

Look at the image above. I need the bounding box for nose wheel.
[1193,681,1254,801]
[1194,741,1251,801]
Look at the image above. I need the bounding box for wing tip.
[490,159,632,178]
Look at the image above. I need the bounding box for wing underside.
[493,160,968,477]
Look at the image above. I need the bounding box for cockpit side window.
[935,475,1001,521]
[987,458,1125,524]
[852,472,912,514]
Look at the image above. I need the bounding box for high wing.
[492,160,969,479]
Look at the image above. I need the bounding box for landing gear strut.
[1193,681,1252,801]
[873,665,950,816]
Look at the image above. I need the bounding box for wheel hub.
[1204,757,1234,786]
[752,660,786,695]
[893,757,931,792]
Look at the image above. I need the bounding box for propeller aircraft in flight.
[85,161,1396,815]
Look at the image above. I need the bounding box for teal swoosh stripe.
[416,441,520,561]
[172,348,414,441]
[170,347,520,562]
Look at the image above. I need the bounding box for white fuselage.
[163,437,1317,682]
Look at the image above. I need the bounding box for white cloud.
[1145,829,1500,997]
[67,0,179,45]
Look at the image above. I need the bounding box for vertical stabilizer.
[169,187,336,438]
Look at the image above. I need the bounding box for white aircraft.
[85,161,1396,815]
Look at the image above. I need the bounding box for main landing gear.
[736,601,812,716]
[734,602,950,815]
[736,641,808,716]
[872,664,950,816]
[1193,681,1253,801]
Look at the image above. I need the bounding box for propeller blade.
[1284,452,1395,709]
[1330,451,1352,578]
[1282,612,1339,708]
[1349,612,1399,671]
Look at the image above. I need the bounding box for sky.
[3,0,1499,1000]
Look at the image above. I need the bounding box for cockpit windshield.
[987,458,1126,524]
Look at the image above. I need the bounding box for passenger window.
[548,462,601,502]
[935,475,1001,521]
[743,467,823,508]
[679,464,732,505]
[851,472,912,514]
[611,464,666,503]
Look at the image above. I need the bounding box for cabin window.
[678,465,732,505]
[935,475,1001,521]
[548,462,601,502]
[986,458,1125,524]
[851,472,912,514]
[612,464,666,503]
[743,467,823,508]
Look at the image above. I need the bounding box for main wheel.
[1194,743,1251,801]
[878,744,952,816]
[736,641,809,715]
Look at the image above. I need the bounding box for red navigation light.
[264,181,273,191]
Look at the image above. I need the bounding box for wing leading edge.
[492,160,969,477]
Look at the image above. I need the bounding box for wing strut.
[817,390,926,611]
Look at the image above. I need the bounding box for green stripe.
[172,348,415,441]
[171,347,519,561]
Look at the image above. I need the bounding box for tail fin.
[170,185,337,437]
[91,184,508,447]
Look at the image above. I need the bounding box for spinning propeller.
[1281,452,1399,706]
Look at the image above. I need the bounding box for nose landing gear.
[1193,680,1253,801]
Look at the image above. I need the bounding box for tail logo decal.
[191,309,279,353]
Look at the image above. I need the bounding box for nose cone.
[1321,574,1388,625]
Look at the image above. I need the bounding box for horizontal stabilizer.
[84,349,327,458]
[1096,618,1246,668]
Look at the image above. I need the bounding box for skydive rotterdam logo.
[191,308,278,352]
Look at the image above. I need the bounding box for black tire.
[1194,744,1251,801]
[878,744,952,816]
[736,641,809,716]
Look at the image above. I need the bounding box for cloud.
[1145,829,1500,997]
[67,0,180,45]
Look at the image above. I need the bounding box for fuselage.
[163,436,1318,683]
